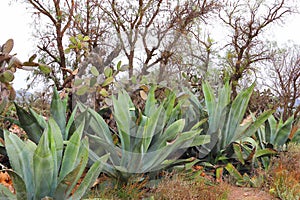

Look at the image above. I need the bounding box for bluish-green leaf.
[33,128,54,199]
[51,87,67,140]
[59,120,85,181]
[4,131,35,199]
[15,103,43,143]
[70,154,109,200]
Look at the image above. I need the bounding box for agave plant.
[0,118,109,200]
[196,81,273,160]
[14,87,75,143]
[83,86,210,182]
[256,115,294,149]
[254,115,296,169]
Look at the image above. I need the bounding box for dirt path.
[227,185,278,200]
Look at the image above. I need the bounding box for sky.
[1,1,300,91]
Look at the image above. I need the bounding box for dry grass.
[87,175,149,199]
[153,171,229,200]
[267,143,300,200]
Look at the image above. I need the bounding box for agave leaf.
[65,105,78,140]
[51,87,67,140]
[70,154,109,200]
[233,143,245,165]
[59,120,85,181]
[255,148,277,158]
[6,170,27,200]
[113,91,135,152]
[222,83,254,148]
[144,86,157,116]
[157,119,185,149]
[144,129,201,172]
[47,119,64,193]
[55,162,83,199]
[4,131,35,199]
[141,106,165,152]
[15,103,43,143]
[33,128,54,199]
[0,183,17,200]
[87,133,120,165]
[29,108,47,129]
[64,137,90,197]
[237,110,274,141]
[184,134,210,147]
[225,163,243,181]
[86,107,114,144]
[267,115,277,143]
[274,115,293,146]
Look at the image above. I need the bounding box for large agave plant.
[0,118,109,200]
[197,81,273,161]
[255,115,296,169]
[83,86,210,182]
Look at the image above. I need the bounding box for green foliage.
[15,87,72,143]
[73,60,123,108]
[198,81,273,159]
[255,115,295,169]
[257,115,294,149]
[0,39,51,101]
[225,163,265,187]
[0,119,109,200]
[83,86,210,182]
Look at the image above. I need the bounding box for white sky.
[1,1,300,91]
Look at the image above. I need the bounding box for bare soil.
[227,185,278,200]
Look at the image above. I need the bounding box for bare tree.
[21,0,121,91]
[100,0,219,84]
[219,0,294,98]
[268,45,300,121]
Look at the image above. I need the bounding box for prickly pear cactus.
[0,39,21,107]
[0,39,52,115]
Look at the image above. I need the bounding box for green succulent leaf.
[59,120,85,181]
[29,108,47,129]
[4,130,35,199]
[38,64,52,74]
[91,66,100,77]
[0,183,17,199]
[225,163,243,181]
[104,67,113,77]
[6,170,27,200]
[76,85,89,96]
[0,70,14,83]
[71,154,109,200]
[102,76,114,87]
[51,87,67,139]
[15,103,43,143]
[29,54,37,62]
[33,127,55,199]
[116,61,122,71]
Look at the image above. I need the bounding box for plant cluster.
[0,75,299,199]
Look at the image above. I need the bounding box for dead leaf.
[139,90,148,100]
[0,172,14,193]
